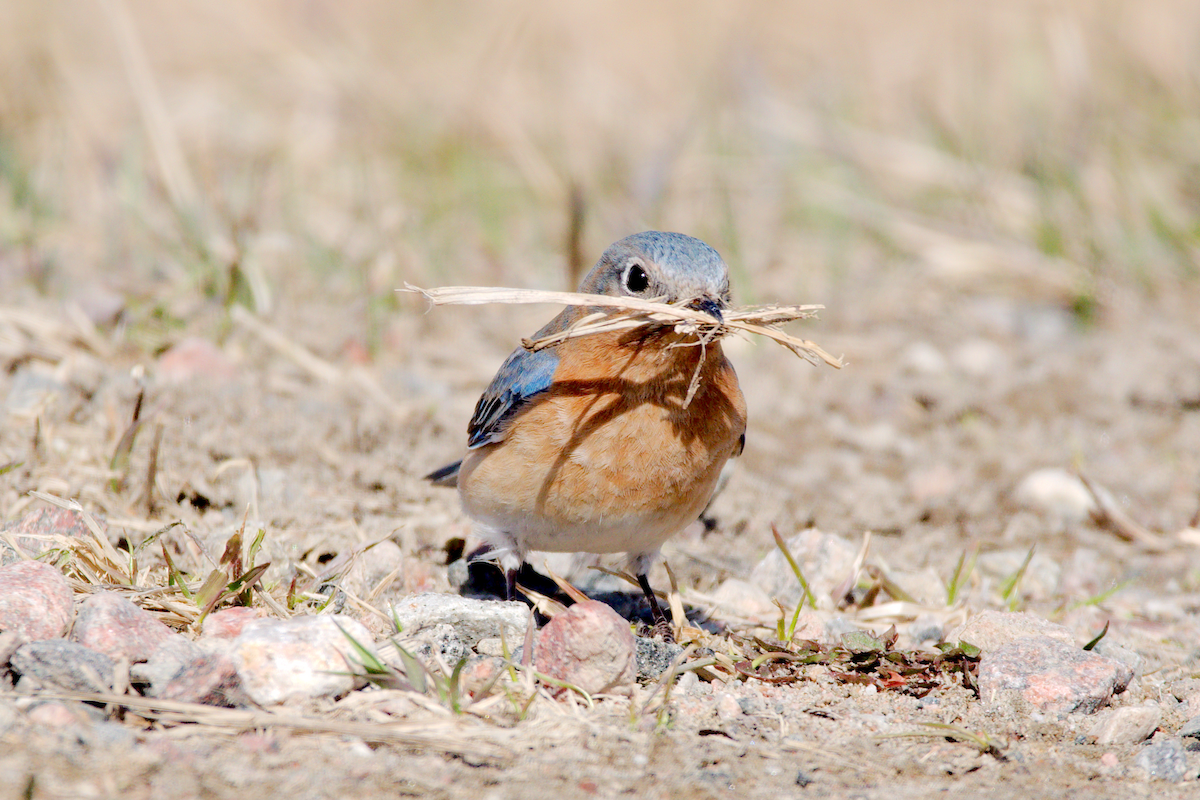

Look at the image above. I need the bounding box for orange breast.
[457,329,747,553]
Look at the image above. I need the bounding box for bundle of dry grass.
[404,284,844,370]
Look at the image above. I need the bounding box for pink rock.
[157,337,236,383]
[0,561,74,642]
[27,701,92,729]
[229,615,374,705]
[71,592,177,662]
[157,652,248,708]
[948,610,1075,651]
[977,635,1134,714]
[202,607,263,639]
[2,508,100,561]
[535,601,636,696]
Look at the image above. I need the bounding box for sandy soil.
[4,263,1200,799]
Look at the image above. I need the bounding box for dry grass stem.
[32,689,513,760]
[405,284,843,370]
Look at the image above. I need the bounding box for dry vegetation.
[3,1,1200,798]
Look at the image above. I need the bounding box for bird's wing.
[466,343,560,448]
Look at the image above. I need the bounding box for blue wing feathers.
[466,345,559,448]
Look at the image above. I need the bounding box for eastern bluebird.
[427,231,747,629]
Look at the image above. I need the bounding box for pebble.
[708,578,776,622]
[975,549,1061,600]
[749,529,857,610]
[635,636,684,680]
[227,615,375,705]
[71,592,178,662]
[900,341,948,375]
[4,366,67,414]
[1014,468,1095,523]
[1,508,97,564]
[715,692,743,723]
[1089,705,1162,745]
[156,337,237,383]
[390,593,528,648]
[156,652,248,707]
[674,671,700,695]
[11,640,116,693]
[907,616,943,644]
[1179,715,1200,739]
[201,607,264,639]
[26,701,96,729]
[133,637,206,694]
[1135,738,1188,783]
[947,610,1075,651]
[534,600,636,696]
[0,561,75,642]
[976,635,1133,714]
[391,622,469,666]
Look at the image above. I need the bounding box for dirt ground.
[3,2,1200,798]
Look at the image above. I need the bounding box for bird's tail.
[424,460,462,487]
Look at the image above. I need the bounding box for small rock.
[0,631,21,666]
[71,592,177,662]
[390,593,528,648]
[157,652,248,707]
[1092,640,1143,679]
[674,672,700,695]
[157,337,237,383]
[950,338,1006,378]
[392,622,469,666]
[0,561,74,642]
[1,508,98,564]
[977,635,1133,714]
[787,611,826,642]
[715,692,742,723]
[947,610,1074,651]
[1135,738,1187,783]
[456,656,506,697]
[1089,706,1162,745]
[1179,715,1200,739]
[1099,752,1119,768]
[907,616,943,645]
[535,601,635,696]
[11,640,116,693]
[975,549,1061,600]
[73,285,126,327]
[133,637,205,694]
[709,578,776,621]
[27,701,95,729]
[1014,468,1095,523]
[228,615,375,705]
[4,366,67,415]
[900,341,948,375]
[749,529,857,610]
[201,607,264,639]
[635,636,684,680]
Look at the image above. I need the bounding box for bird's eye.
[623,263,649,293]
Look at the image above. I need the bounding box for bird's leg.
[505,565,519,602]
[636,572,675,643]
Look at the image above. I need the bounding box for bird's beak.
[688,296,724,323]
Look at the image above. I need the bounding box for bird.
[426,231,747,631]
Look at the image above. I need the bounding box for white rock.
[389,593,529,648]
[229,615,374,705]
[749,529,857,610]
[1089,706,1162,745]
[1015,468,1096,523]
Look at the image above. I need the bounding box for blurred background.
[4,1,1199,312]
[2,0,1200,603]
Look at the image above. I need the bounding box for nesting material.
[404,284,844,370]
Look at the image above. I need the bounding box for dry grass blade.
[404,284,843,369]
[31,689,513,761]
